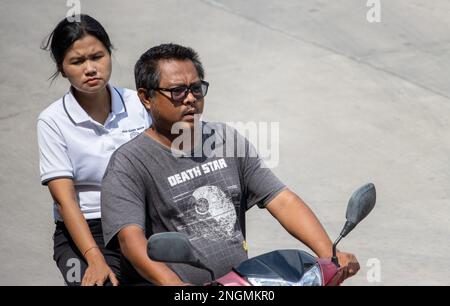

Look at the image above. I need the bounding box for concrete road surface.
[1,0,449,285]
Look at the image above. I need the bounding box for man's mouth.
[182,109,198,121]
[183,109,196,115]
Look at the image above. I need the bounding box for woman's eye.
[92,55,103,61]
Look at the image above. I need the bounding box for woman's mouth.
[85,78,101,85]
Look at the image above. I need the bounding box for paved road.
[1,0,449,285]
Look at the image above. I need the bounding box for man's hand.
[336,251,360,280]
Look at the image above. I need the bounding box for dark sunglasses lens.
[170,82,208,101]
[198,83,208,97]
[191,84,205,98]
[172,87,188,101]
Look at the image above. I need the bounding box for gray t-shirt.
[101,122,286,285]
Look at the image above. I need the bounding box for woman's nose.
[84,61,97,76]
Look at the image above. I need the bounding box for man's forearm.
[266,189,334,258]
[118,226,184,285]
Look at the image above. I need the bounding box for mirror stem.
[331,235,343,267]
[207,268,215,282]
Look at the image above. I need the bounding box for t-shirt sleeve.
[101,150,147,248]
[37,118,74,185]
[233,127,287,210]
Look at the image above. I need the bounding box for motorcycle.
[147,183,376,286]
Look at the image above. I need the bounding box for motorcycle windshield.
[234,250,317,283]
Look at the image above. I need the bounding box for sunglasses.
[154,80,209,103]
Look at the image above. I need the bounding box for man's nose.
[183,90,197,105]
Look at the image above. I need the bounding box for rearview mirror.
[147,232,215,280]
[342,183,376,237]
[147,232,197,264]
[331,183,376,266]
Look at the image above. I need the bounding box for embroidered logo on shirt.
[122,126,145,139]
[130,131,139,139]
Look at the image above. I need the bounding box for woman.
[38,14,151,286]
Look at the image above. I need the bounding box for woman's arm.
[48,178,118,286]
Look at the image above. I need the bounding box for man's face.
[148,59,205,132]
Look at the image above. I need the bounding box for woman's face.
[61,34,112,95]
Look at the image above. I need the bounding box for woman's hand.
[81,248,119,286]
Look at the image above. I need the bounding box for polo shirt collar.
[110,85,127,116]
[63,84,127,125]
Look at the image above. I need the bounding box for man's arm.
[265,189,360,277]
[117,225,188,286]
[101,152,187,285]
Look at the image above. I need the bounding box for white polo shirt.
[37,84,151,221]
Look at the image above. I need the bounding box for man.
[101,43,359,285]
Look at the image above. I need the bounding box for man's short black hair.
[134,43,205,97]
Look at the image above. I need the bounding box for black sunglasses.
[154,80,209,103]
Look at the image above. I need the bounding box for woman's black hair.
[41,14,113,81]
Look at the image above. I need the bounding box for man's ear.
[137,88,153,112]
